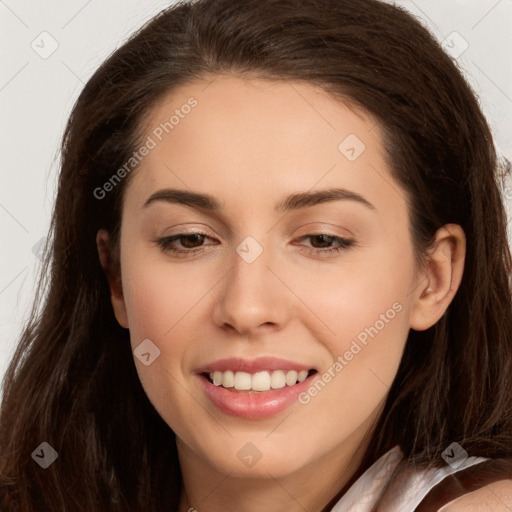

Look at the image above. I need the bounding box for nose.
[212,238,290,337]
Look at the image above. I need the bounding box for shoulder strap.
[413,458,512,511]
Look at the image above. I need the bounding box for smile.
[195,357,319,418]
[206,369,312,392]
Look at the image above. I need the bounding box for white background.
[1,0,511,387]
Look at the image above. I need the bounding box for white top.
[330,445,490,511]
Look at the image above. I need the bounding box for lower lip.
[198,373,316,419]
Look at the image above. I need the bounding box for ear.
[96,229,129,328]
[409,224,466,331]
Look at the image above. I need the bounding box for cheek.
[120,244,216,342]
[296,280,409,451]
[118,246,220,404]
[294,249,412,403]
[118,250,203,421]
[289,246,411,339]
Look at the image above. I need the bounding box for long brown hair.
[1,0,511,510]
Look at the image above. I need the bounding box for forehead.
[125,75,407,220]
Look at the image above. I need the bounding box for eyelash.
[155,230,355,258]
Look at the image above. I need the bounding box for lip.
[195,357,318,419]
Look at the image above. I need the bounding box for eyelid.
[294,222,355,238]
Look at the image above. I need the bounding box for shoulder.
[438,479,512,511]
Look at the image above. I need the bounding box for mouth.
[202,369,318,393]
[195,357,319,419]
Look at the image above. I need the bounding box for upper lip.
[195,357,315,375]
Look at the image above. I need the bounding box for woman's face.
[107,75,430,479]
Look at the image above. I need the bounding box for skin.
[440,480,512,511]
[97,75,466,512]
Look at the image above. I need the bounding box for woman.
[1,0,511,510]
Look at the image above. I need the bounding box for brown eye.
[295,233,356,257]
[309,234,336,248]
[156,231,216,256]
[179,234,206,248]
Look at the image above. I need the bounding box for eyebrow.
[143,187,376,213]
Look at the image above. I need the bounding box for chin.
[195,436,311,479]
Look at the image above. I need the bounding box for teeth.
[285,370,298,386]
[270,370,286,389]
[234,371,252,390]
[222,370,234,388]
[298,370,308,382]
[208,369,310,391]
[251,371,271,391]
[212,371,223,386]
